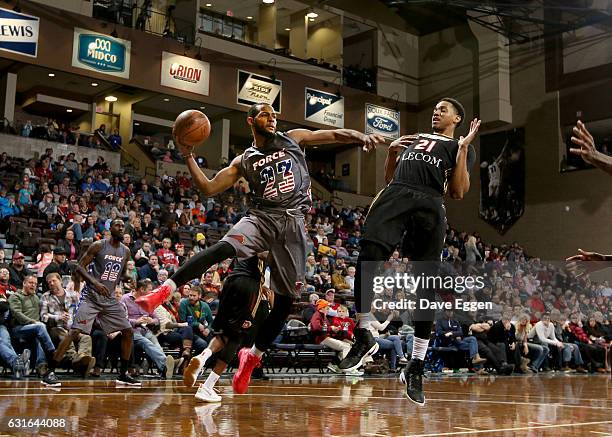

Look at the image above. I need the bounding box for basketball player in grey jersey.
[140,102,385,393]
[51,219,140,386]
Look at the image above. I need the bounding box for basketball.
[173,109,211,150]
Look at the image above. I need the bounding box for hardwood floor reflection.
[0,374,609,436]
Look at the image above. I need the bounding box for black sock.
[120,359,128,375]
[171,241,236,286]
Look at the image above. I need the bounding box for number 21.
[414,139,437,153]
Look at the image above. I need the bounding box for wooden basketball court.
[0,374,610,436]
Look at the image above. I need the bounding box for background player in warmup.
[338,98,480,405]
[50,219,140,387]
[184,254,272,403]
[138,102,385,394]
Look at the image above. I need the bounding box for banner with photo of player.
[237,70,282,113]
[479,128,525,234]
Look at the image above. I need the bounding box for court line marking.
[589,432,612,436]
[454,427,477,431]
[0,390,609,412]
[0,384,609,405]
[395,420,612,437]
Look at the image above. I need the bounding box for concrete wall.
[376,24,419,103]
[30,0,92,16]
[335,147,360,194]
[0,133,120,169]
[418,24,612,260]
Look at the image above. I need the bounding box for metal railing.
[93,1,195,45]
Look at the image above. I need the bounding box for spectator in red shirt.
[0,267,16,296]
[527,291,546,314]
[309,299,353,373]
[567,313,607,372]
[331,305,355,342]
[35,157,53,181]
[157,238,179,268]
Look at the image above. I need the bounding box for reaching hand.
[566,249,607,276]
[569,120,598,165]
[389,134,418,154]
[458,118,481,149]
[176,139,194,157]
[362,134,386,152]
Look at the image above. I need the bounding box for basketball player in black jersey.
[338,98,480,405]
[182,254,271,403]
[50,219,140,386]
[139,102,384,394]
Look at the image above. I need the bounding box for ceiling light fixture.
[105,96,117,102]
[309,17,314,22]
[48,73,55,77]
[163,98,170,102]
[199,106,206,110]
[262,0,275,3]
[205,3,212,6]
[284,27,291,31]
[91,82,99,87]
[246,16,253,19]
[306,11,318,18]
[66,109,73,113]
[134,122,140,126]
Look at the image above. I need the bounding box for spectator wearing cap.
[309,299,352,369]
[42,247,70,292]
[194,233,207,252]
[9,252,31,289]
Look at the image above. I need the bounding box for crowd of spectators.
[0,145,610,381]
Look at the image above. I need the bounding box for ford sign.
[365,103,400,139]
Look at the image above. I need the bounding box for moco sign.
[71,28,130,78]
[160,51,210,96]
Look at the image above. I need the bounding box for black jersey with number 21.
[393,133,476,196]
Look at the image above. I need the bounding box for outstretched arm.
[448,118,481,200]
[566,249,612,276]
[180,142,243,197]
[287,129,386,151]
[570,120,612,176]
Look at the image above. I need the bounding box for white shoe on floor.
[195,384,222,403]
[344,368,364,376]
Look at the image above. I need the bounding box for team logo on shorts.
[228,234,246,244]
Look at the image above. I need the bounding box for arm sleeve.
[370,319,390,332]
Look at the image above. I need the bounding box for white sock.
[199,348,213,365]
[357,313,370,329]
[164,279,177,292]
[250,346,265,358]
[203,371,220,390]
[411,337,429,361]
